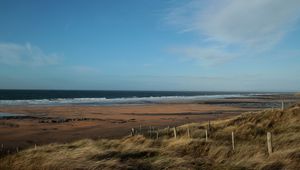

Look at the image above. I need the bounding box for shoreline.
[0,92,287,106]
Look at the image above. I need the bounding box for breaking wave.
[0,94,246,106]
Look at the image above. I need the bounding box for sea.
[0,90,271,106]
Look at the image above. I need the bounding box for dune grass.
[1,104,300,170]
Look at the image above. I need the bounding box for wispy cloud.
[168,45,236,65]
[165,0,300,63]
[0,42,61,66]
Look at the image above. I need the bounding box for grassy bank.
[1,104,300,170]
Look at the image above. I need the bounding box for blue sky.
[1,0,300,91]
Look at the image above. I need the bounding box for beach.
[1,93,299,153]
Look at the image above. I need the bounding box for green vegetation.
[1,104,300,170]
[0,121,19,128]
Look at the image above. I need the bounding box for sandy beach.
[0,104,243,149]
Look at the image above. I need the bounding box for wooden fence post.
[205,129,208,142]
[131,128,135,136]
[139,124,142,134]
[156,131,159,140]
[152,127,155,135]
[34,144,37,150]
[232,131,235,151]
[173,127,177,139]
[149,126,152,138]
[16,147,19,153]
[187,127,191,138]
[1,144,3,154]
[267,132,273,155]
[281,101,284,111]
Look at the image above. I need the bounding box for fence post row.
[131,122,276,156]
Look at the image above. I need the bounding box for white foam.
[0,94,246,106]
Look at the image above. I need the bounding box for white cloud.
[0,42,61,66]
[201,0,300,48]
[166,0,300,62]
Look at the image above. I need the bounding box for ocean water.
[0,112,25,118]
[0,90,261,106]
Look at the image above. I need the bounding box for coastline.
[0,93,299,153]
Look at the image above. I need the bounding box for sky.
[1,0,300,92]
